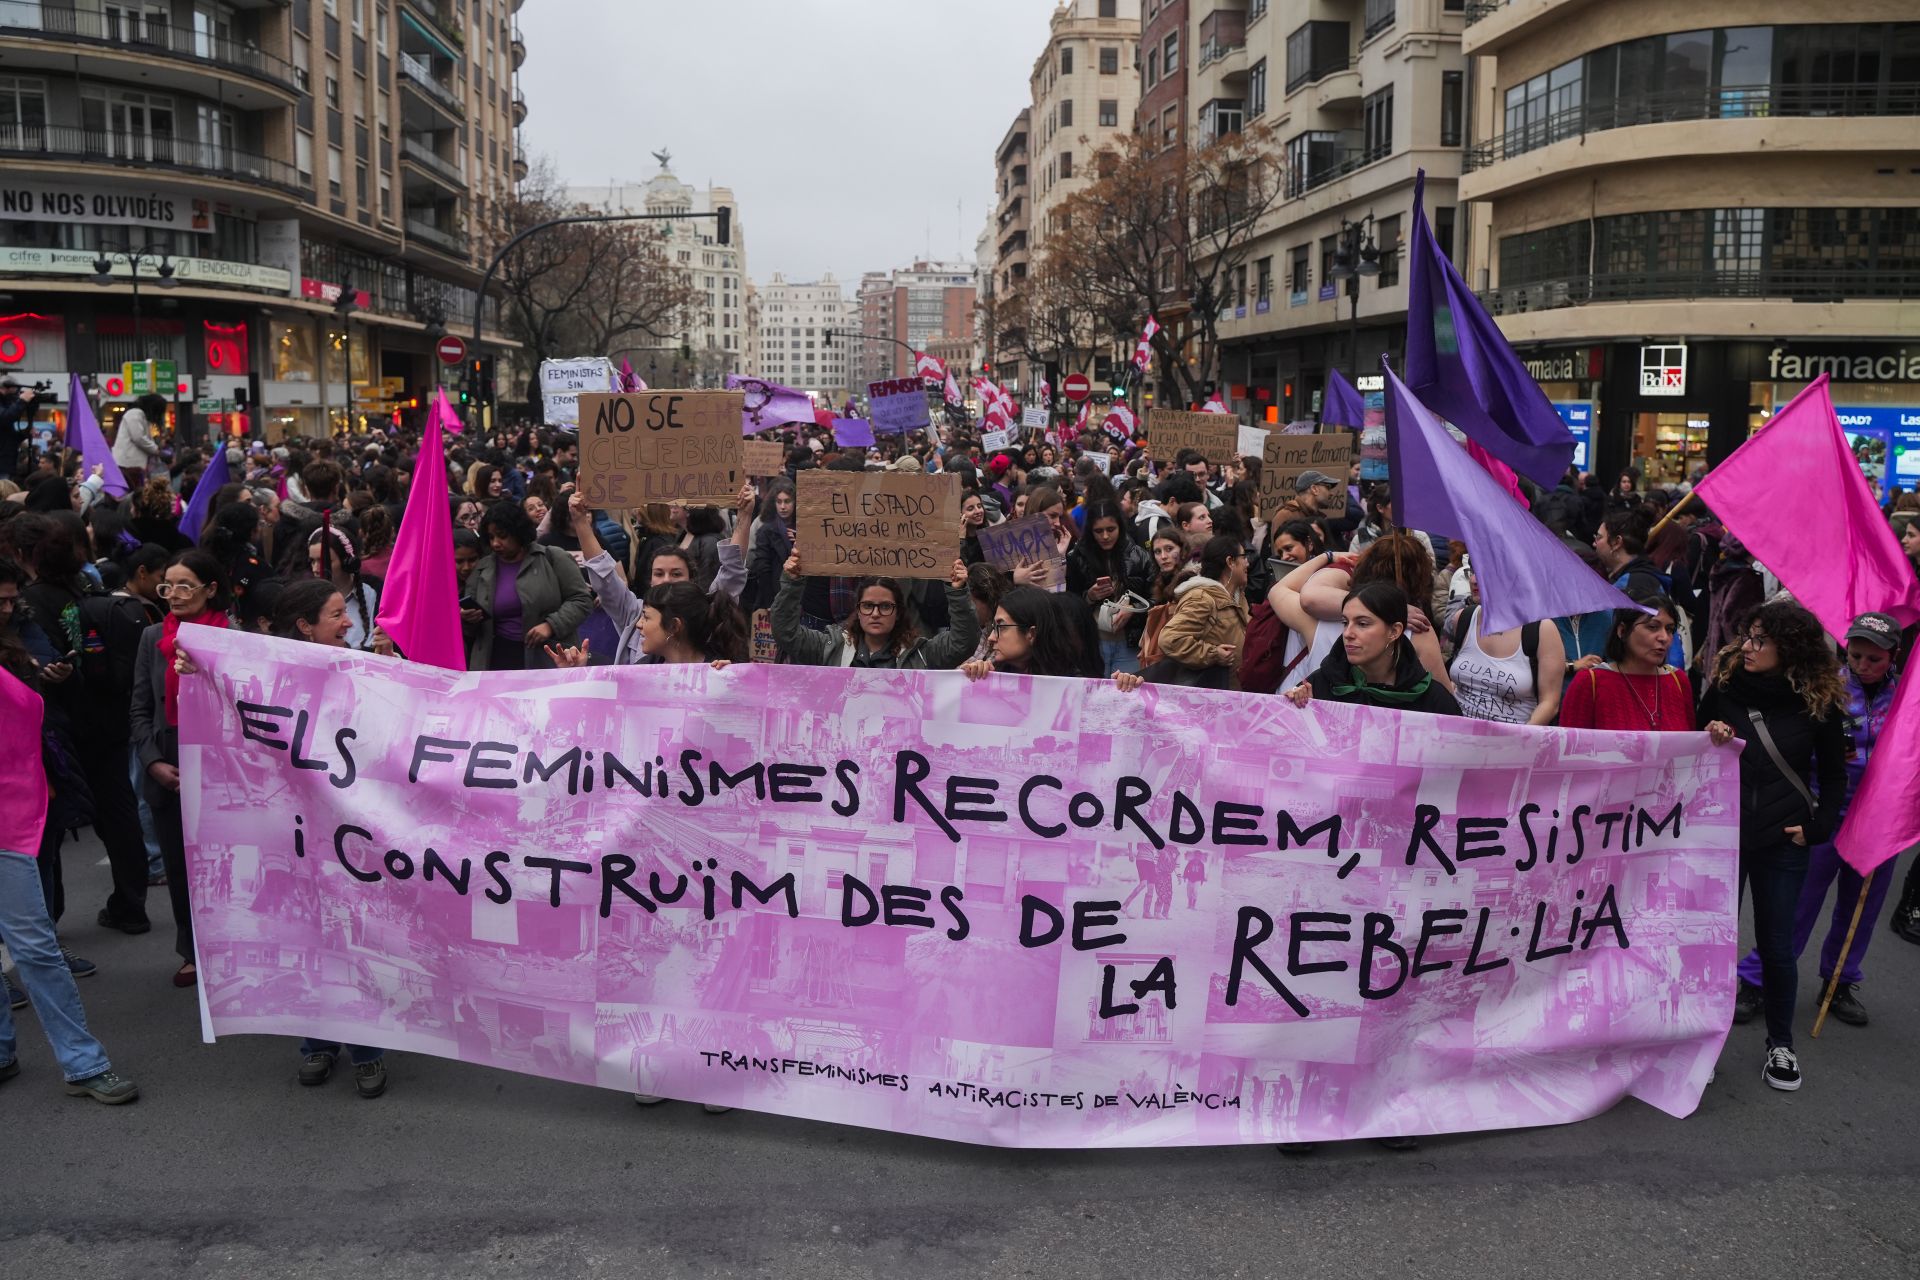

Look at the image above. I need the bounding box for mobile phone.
[458,595,481,612]
[63,649,80,665]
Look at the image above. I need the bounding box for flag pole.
[1646,490,1698,540]
[1809,877,1873,1038]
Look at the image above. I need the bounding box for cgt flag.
[1101,403,1136,446]
[1132,316,1160,371]
[914,351,945,385]
[1404,170,1575,488]
[1385,362,1639,635]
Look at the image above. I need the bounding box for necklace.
[1616,668,1663,728]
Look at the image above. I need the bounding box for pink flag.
[1201,393,1229,414]
[375,390,466,671]
[1132,317,1160,371]
[1466,438,1525,504]
[1692,375,1920,639]
[0,666,48,855]
[67,374,128,498]
[618,358,646,392]
[1836,670,1920,873]
[944,369,963,406]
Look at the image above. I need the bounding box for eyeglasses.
[856,601,897,616]
[1742,633,1773,649]
[156,581,208,598]
[988,620,1025,635]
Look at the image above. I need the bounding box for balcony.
[401,0,465,49]
[1284,131,1390,200]
[0,123,307,196]
[512,90,527,126]
[1461,0,1602,55]
[509,27,525,69]
[511,147,528,182]
[1464,81,1920,182]
[0,0,298,96]
[1197,40,1247,75]
[405,215,468,258]
[399,52,465,120]
[400,134,464,189]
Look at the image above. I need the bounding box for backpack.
[1449,602,1541,692]
[1237,601,1311,695]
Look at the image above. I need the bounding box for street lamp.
[334,271,361,436]
[1327,213,1379,392]
[91,241,177,367]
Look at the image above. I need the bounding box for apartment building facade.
[756,273,849,400]
[0,0,524,440]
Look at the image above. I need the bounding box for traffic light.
[467,356,496,406]
[716,205,732,246]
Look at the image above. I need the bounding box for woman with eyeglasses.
[772,552,977,669]
[1697,599,1848,1094]
[960,586,1144,691]
[127,549,232,989]
[1144,534,1249,690]
[1558,594,1696,733]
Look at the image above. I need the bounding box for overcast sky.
[517,1,1054,287]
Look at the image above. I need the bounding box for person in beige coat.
[1147,534,1250,690]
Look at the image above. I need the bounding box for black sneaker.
[297,1052,337,1086]
[1732,981,1763,1025]
[65,1069,140,1104]
[5,976,24,1010]
[1276,1142,1319,1156]
[1376,1135,1420,1151]
[1762,1045,1802,1092]
[96,908,152,936]
[1892,907,1920,946]
[0,1057,19,1085]
[1827,983,1869,1027]
[354,1059,387,1099]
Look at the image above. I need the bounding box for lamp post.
[90,240,178,372]
[1326,213,1379,392]
[334,271,361,436]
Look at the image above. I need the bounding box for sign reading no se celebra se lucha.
[180,630,1738,1148]
[576,391,743,508]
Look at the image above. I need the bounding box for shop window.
[270,319,319,382]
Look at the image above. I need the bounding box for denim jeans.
[0,850,113,1081]
[1100,635,1140,677]
[1739,839,1811,1049]
[300,1039,385,1066]
[129,745,163,878]
[1737,841,1896,989]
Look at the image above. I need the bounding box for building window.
[325,71,340,108]
[1147,48,1159,87]
[1435,206,1456,265]
[1061,46,1073,75]
[1100,46,1119,74]
[1363,0,1394,40]
[1363,86,1393,161]
[1255,255,1273,301]
[1375,215,1401,286]
[1099,0,1116,16]
[327,145,343,197]
[1059,151,1073,179]
[1441,71,1464,147]
[0,74,48,144]
[294,129,313,178]
[1289,244,1310,302]
[1099,98,1118,126]
[355,162,367,208]
[1286,21,1350,92]
[1059,98,1073,127]
[1163,31,1179,73]
[1249,59,1267,116]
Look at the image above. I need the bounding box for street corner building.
[0,0,526,445]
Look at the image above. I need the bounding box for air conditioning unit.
[1546,281,1571,307]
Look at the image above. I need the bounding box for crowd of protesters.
[1,373,1917,1120]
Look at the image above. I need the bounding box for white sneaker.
[702,1103,733,1114]
[633,1093,667,1105]
[1762,1045,1802,1092]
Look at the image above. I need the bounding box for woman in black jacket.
[742,480,794,615]
[1698,599,1847,1094]
[1284,582,1462,717]
[1066,501,1153,675]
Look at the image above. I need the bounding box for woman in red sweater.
[1560,594,1696,732]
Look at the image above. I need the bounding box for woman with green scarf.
[1284,581,1462,717]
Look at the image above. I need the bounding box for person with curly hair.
[1699,598,1848,1093]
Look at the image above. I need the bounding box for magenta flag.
[0,667,48,855]
[618,358,646,392]
[68,374,128,498]
[179,630,1740,1146]
[1466,438,1525,504]
[1692,375,1920,639]
[375,390,466,671]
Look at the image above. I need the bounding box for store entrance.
[1631,412,1710,487]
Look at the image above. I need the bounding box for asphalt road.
[5,833,1919,1280]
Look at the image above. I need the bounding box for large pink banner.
[179,629,1739,1147]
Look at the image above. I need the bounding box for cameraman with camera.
[0,377,41,481]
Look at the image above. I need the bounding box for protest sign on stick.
[867,378,931,435]
[796,470,960,578]
[977,513,1066,592]
[742,439,787,478]
[1148,408,1239,465]
[539,357,613,427]
[577,391,743,508]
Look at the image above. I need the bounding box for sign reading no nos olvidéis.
[868,378,931,435]
[796,470,960,578]
[577,391,743,508]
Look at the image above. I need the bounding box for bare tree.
[1044,124,1285,405]
[483,158,706,398]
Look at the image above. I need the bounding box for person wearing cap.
[1268,470,1342,537]
[1730,611,1903,1026]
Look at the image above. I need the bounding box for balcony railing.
[0,123,306,193]
[1467,81,1920,171]
[405,216,468,256]
[0,0,298,90]
[1483,268,1920,314]
[400,135,464,184]
[401,0,465,47]
[398,52,464,116]
[1285,132,1390,199]
[1196,40,1245,71]
[1286,56,1352,95]
[1463,1,1503,24]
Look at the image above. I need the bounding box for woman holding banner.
[1698,600,1848,1093]
[772,553,977,670]
[1558,596,1695,733]
[1283,582,1462,717]
[1143,535,1249,690]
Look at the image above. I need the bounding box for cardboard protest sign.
[1148,408,1239,465]
[539,357,613,428]
[742,439,787,478]
[832,418,876,448]
[181,628,1739,1148]
[577,391,743,508]
[1261,430,1358,512]
[796,470,960,578]
[867,378,931,435]
[976,512,1066,592]
[1237,424,1269,460]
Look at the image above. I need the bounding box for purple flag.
[1321,368,1366,429]
[726,375,817,436]
[67,373,127,498]
[177,438,230,544]
[618,358,646,392]
[1385,363,1640,634]
[831,418,875,448]
[1404,170,1573,488]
